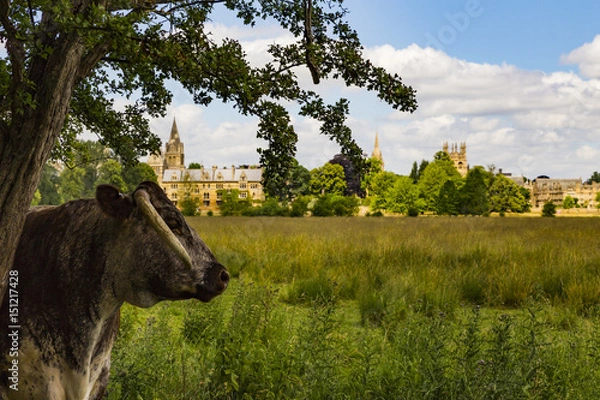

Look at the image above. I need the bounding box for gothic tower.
[164,118,185,170]
[443,141,468,177]
[371,132,384,170]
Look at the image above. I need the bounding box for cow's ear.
[96,184,134,220]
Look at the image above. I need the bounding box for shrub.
[542,202,557,217]
[407,207,419,217]
[290,196,310,217]
[312,194,359,216]
[180,195,199,216]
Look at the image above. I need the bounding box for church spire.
[371,132,384,170]
[169,118,180,143]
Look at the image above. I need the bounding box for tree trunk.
[0,34,86,306]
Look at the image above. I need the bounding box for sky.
[100,1,600,179]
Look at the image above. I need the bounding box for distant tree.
[96,159,127,192]
[488,174,530,213]
[330,154,362,196]
[180,195,200,216]
[383,176,424,215]
[459,167,490,216]
[409,161,419,183]
[434,151,451,162]
[59,167,86,202]
[596,192,600,209]
[589,171,600,184]
[310,163,347,196]
[31,190,41,206]
[563,195,575,210]
[122,162,158,193]
[188,163,203,169]
[37,163,63,205]
[67,140,113,197]
[519,186,532,208]
[219,190,252,216]
[368,171,398,211]
[361,157,384,197]
[419,155,462,212]
[418,160,430,179]
[542,202,557,217]
[287,161,312,199]
[369,171,398,197]
[437,180,460,215]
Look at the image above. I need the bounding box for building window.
[194,187,200,194]
[239,192,247,199]
[216,192,223,200]
[171,184,178,189]
[250,183,258,189]
[240,183,247,189]
[216,183,223,189]
[203,192,210,200]
[172,193,178,199]
[203,200,210,207]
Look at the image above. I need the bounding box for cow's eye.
[165,218,182,234]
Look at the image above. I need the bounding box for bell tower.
[443,141,468,177]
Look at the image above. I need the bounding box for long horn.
[134,189,193,269]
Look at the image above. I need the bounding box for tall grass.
[108,285,600,399]
[195,217,600,316]
[106,216,600,398]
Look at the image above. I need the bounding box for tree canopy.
[0,0,418,301]
[309,162,346,196]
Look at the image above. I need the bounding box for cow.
[0,181,229,399]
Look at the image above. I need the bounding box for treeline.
[364,151,531,216]
[219,151,532,217]
[33,141,157,206]
[38,140,598,217]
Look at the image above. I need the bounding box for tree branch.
[106,0,227,12]
[77,39,115,81]
[303,0,320,84]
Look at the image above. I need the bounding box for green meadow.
[108,217,600,399]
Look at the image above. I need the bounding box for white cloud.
[575,145,599,161]
[561,35,600,79]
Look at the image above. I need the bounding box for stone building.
[440,141,599,209]
[527,177,600,209]
[443,142,468,177]
[148,119,264,212]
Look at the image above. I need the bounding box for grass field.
[107,216,600,399]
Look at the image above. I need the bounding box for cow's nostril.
[220,269,230,284]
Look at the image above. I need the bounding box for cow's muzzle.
[196,263,229,302]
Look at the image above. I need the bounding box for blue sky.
[343,1,600,71]
[136,2,600,179]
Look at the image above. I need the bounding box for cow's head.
[96,181,229,307]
